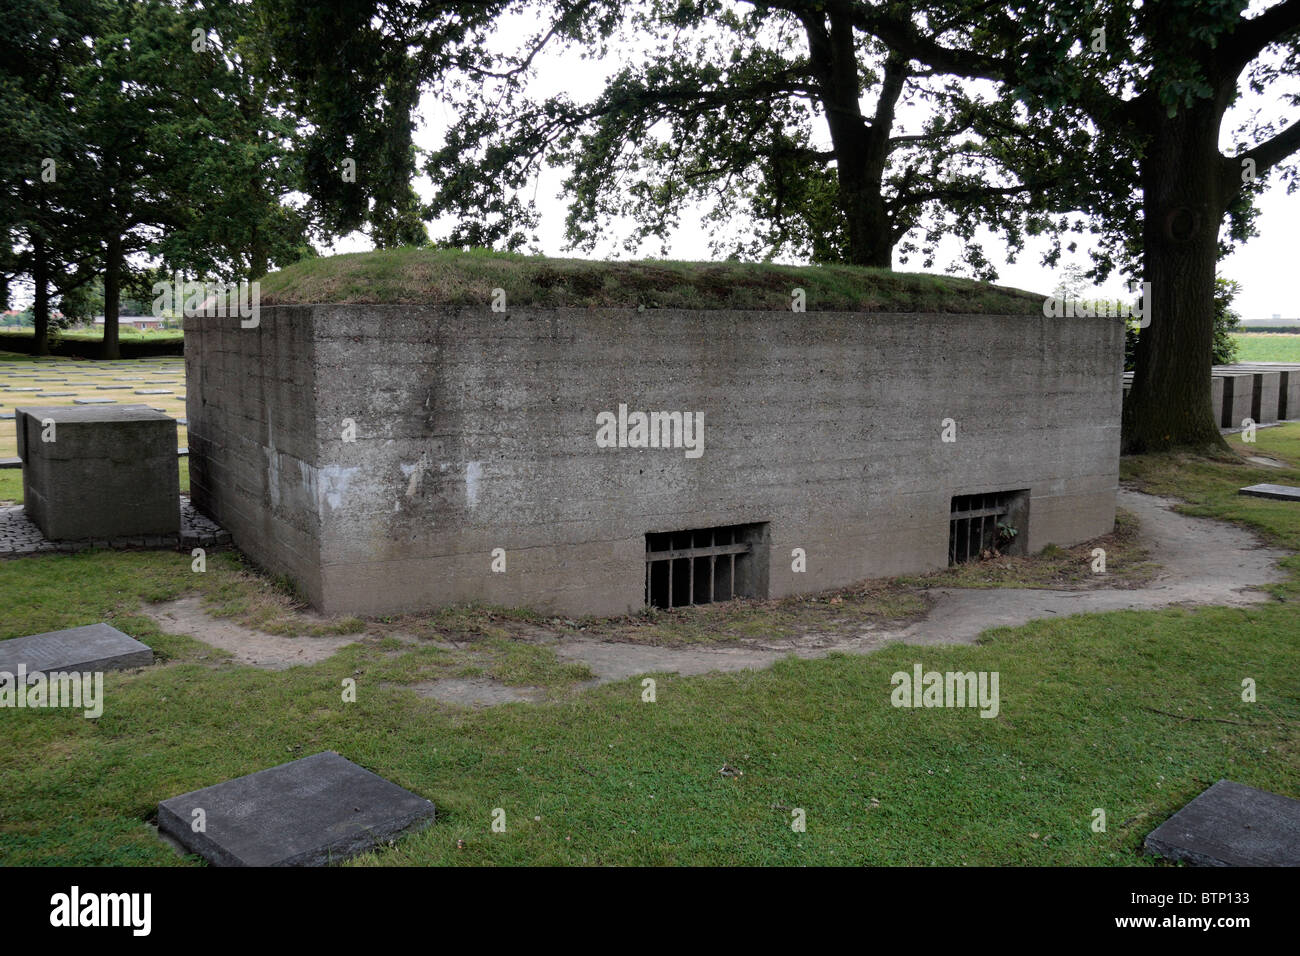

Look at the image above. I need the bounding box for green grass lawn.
[1,428,1297,866]
[1232,332,1300,363]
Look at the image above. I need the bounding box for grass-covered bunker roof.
[259,248,1046,313]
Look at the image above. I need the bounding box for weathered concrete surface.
[1239,483,1300,502]
[0,623,152,675]
[157,751,435,866]
[187,307,1124,617]
[1145,780,1300,866]
[1212,371,1255,430]
[15,404,178,540]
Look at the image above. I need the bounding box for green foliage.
[260,0,508,246]
[1124,276,1244,370]
[1211,277,1244,366]
[1,0,323,357]
[422,2,1066,276]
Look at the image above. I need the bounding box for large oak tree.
[844,0,1300,452]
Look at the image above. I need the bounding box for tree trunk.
[801,12,896,269]
[32,233,50,357]
[102,235,122,360]
[1121,104,1227,453]
[838,171,894,268]
[250,226,268,282]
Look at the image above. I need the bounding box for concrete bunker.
[185,251,1124,618]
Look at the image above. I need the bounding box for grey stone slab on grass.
[1239,483,1300,502]
[73,397,116,404]
[37,392,75,397]
[157,751,436,866]
[1145,780,1300,866]
[0,622,153,676]
[94,385,131,390]
[134,389,173,395]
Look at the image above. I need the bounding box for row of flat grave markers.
[0,359,184,418]
[2,622,436,866]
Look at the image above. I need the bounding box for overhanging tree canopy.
[842,0,1300,451]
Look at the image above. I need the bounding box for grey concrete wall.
[184,312,325,604]
[187,306,1123,617]
[15,405,178,540]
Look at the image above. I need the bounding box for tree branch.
[1222,116,1300,199]
[1220,0,1300,71]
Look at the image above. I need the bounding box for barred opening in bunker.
[948,491,1029,565]
[645,523,767,608]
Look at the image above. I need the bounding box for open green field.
[0,327,183,344]
[1,425,1296,866]
[1232,332,1300,363]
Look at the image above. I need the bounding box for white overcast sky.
[334,8,1298,320]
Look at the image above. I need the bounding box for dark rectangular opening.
[1221,376,1239,428]
[948,491,1029,565]
[645,522,768,608]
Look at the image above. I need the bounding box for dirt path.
[145,595,359,670]
[552,489,1289,682]
[143,489,1288,690]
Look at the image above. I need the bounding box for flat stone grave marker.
[37,392,75,397]
[1145,780,1300,866]
[0,623,153,676]
[94,385,131,390]
[1239,483,1300,502]
[135,389,173,395]
[0,412,13,420]
[7,387,39,392]
[73,398,115,404]
[157,751,436,866]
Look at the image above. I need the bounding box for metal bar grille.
[949,492,1012,565]
[646,524,756,608]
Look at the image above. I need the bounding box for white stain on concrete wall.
[296,461,358,512]
[400,453,430,499]
[466,460,483,509]
[265,447,281,508]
